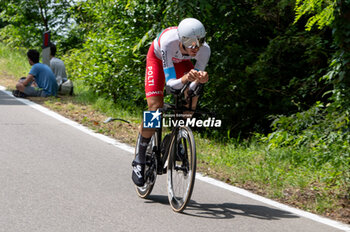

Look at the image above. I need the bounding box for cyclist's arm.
[193,43,210,71]
[189,44,210,87]
[167,78,183,89]
[166,70,199,90]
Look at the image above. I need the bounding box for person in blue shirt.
[14,49,58,97]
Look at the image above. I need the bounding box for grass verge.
[0,43,348,224]
[0,43,30,87]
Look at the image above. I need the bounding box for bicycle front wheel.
[167,126,196,212]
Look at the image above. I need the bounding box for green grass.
[196,136,347,214]
[0,43,30,78]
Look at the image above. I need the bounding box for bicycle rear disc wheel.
[135,133,158,198]
[167,126,196,212]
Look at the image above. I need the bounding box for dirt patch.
[0,71,17,89]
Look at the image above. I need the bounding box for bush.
[262,102,350,186]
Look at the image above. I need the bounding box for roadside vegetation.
[0,43,348,223]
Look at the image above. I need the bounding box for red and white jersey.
[152,27,211,81]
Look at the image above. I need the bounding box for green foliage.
[0,0,74,47]
[64,0,167,106]
[261,102,350,186]
[294,0,336,30]
[2,0,343,137]
[197,0,333,136]
[258,0,350,200]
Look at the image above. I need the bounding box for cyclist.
[132,18,211,186]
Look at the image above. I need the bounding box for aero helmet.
[178,18,206,49]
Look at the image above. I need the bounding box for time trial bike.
[134,82,203,212]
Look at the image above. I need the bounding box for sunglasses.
[182,37,205,49]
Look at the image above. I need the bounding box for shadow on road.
[0,91,25,105]
[145,195,299,221]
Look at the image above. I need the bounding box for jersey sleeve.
[194,43,211,71]
[29,64,39,77]
[158,35,178,82]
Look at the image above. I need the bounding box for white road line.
[1,86,349,231]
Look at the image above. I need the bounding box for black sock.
[135,136,151,164]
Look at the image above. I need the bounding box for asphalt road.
[0,90,348,232]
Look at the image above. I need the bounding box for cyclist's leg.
[138,41,165,161]
[140,95,164,130]
[136,95,163,162]
[132,42,164,186]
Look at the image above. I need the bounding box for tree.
[0,0,73,47]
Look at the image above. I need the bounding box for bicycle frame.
[136,82,205,210]
[154,82,197,175]
[154,117,182,175]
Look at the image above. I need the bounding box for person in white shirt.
[50,43,67,85]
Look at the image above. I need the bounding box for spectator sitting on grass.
[13,49,58,98]
[49,43,73,95]
[50,43,67,85]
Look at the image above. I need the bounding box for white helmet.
[178,18,206,49]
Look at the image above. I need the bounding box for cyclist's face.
[185,46,200,57]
